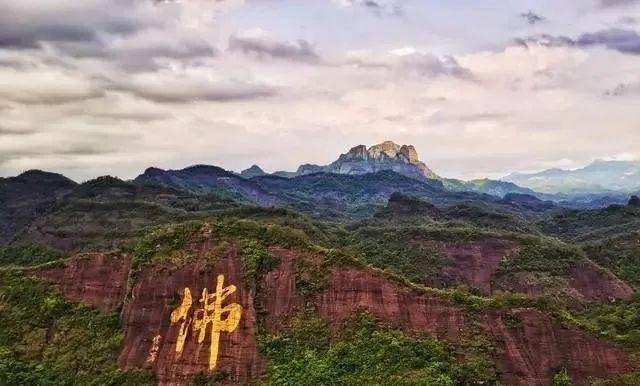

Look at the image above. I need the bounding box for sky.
[1,0,639,182]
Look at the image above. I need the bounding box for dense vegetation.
[0,269,153,385]
[1,167,639,385]
[584,231,640,287]
[575,294,640,351]
[0,244,63,267]
[262,313,496,386]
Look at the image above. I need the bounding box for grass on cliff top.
[583,231,640,287]
[572,294,640,351]
[127,219,581,314]
[125,218,629,354]
[261,313,497,386]
[341,225,584,287]
[0,269,153,386]
[0,243,63,267]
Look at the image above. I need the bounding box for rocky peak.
[344,145,369,160]
[368,140,402,159]
[240,165,266,179]
[399,145,419,163]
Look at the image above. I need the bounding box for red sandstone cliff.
[35,244,636,386]
[37,252,131,313]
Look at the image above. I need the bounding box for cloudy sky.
[1,0,639,181]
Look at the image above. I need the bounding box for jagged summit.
[340,141,419,162]
[329,141,439,180]
[279,141,439,181]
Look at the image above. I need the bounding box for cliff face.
[35,244,635,386]
[328,141,439,180]
[37,252,131,313]
[440,239,517,296]
[288,141,440,181]
[492,259,635,303]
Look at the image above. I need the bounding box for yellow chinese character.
[169,275,242,370]
[170,287,193,355]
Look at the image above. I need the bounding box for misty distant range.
[3,141,640,216]
[232,141,639,207]
[241,141,640,196]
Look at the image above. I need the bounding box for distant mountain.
[503,160,640,194]
[0,170,77,243]
[272,141,438,181]
[442,178,538,198]
[240,165,266,179]
[132,163,533,219]
[252,170,488,218]
[268,141,534,198]
[134,165,281,206]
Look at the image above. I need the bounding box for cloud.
[599,0,640,8]
[0,0,231,72]
[618,16,638,26]
[396,53,474,79]
[0,1,145,49]
[576,28,640,54]
[604,82,640,96]
[517,29,640,55]
[228,30,319,63]
[0,125,37,136]
[0,67,106,105]
[520,11,545,25]
[331,0,403,17]
[345,48,474,79]
[113,69,278,103]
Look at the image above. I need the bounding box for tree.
[629,195,640,206]
[552,369,572,386]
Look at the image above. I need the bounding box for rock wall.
[488,309,633,386]
[117,242,262,385]
[440,239,517,295]
[34,244,636,385]
[37,252,131,312]
[493,259,634,304]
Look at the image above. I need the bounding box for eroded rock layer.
[35,244,636,385]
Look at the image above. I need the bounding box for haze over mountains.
[4,141,638,214]
[503,160,640,194]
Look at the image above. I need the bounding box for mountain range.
[503,159,640,194]
[2,141,640,385]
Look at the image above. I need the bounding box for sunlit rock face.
[293,141,440,181]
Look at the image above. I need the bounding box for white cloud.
[0,0,639,182]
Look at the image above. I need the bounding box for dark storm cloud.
[517,29,640,55]
[228,35,319,63]
[520,11,545,25]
